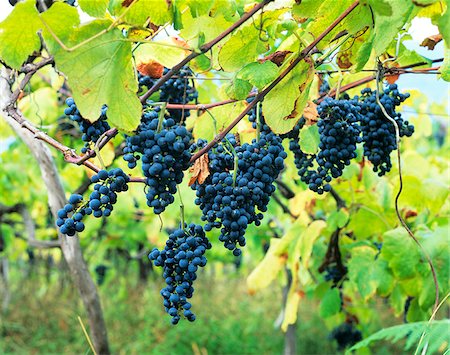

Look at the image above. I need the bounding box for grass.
[0,268,337,355]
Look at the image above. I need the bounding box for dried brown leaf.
[303,101,318,125]
[420,34,442,50]
[188,154,210,186]
[137,60,164,79]
[259,50,293,67]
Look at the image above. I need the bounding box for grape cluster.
[56,168,130,236]
[64,98,111,154]
[324,265,348,284]
[149,224,211,324]
[319,80,330,96]
[308,97,363,193]
[329,322,362,350]
[359,84,414,175]
[192,129,286,256]
[124,109,192,214]
[138,66,198,123]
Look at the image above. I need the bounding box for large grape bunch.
[149,224,211,324]
[64,98,111,154]
[359,84,414,175]
[304,97,363,194]
[192,127,286,256]
[56,168,130,236]
[138,67,198,123]
[124,109,192,214]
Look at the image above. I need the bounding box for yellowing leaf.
[262,60,314,134]
[219,25,270,72]
[247,239,287,293]
[134,37,192,69]
[281,288,302,332]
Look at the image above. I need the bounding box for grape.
[319,80,331,96]
[64,97,110,154]
[359,84,414,175]
[330,323,362,350]
[56,168,130,236]
[149,224,211,324]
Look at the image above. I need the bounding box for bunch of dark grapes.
[324,264,348,284]
[138,67,198,123]
[329,322,362,350]
[56,168,129,236]
[359,84,414,175]
[192,129,286,256]
[124,109,192,214]
[123,107,161,169]
[64,98,110,153]
[148,224,211,324]
[306,97,362,194]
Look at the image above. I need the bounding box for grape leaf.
[441,45,450,82]
[247,239,287,294]
[380,228,421,279]
[299,125,320,154]
[51,21,141,132]
[134,38,191,69]
[225,78,252,100]
[262,61,314,134]
[348,246,379,300]
[109,0,172,26]
[219,25,270,72]
[0,0,41,69]
[237,61,279,90]
[78,0,109,17]
[319,288,341,317]
[372,0,416,56]
[437,6,450,44]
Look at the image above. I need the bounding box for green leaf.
[381,228,421,279]
[348,246,379,300]
[319,288,341,318]
[299,125,320,154]
[225,78,252,100]
[78,0,108,17]
[438,7,450,44]
[367,0,392,16]
[347,320,450,354]
[0,0,40,69]
[327,209,349,230]
[41,2,80,42]
[109,0,172,26]
[441,44,450,82]
[262,61,314,134]
[219,25,269,72]
[372,0,416,56]
[237,61,279,90]
[184,0,214,17]
[52,21,141,132]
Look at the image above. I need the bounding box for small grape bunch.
[56,168,130,236]
[149,224,211,324]
[64,97,111,154]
